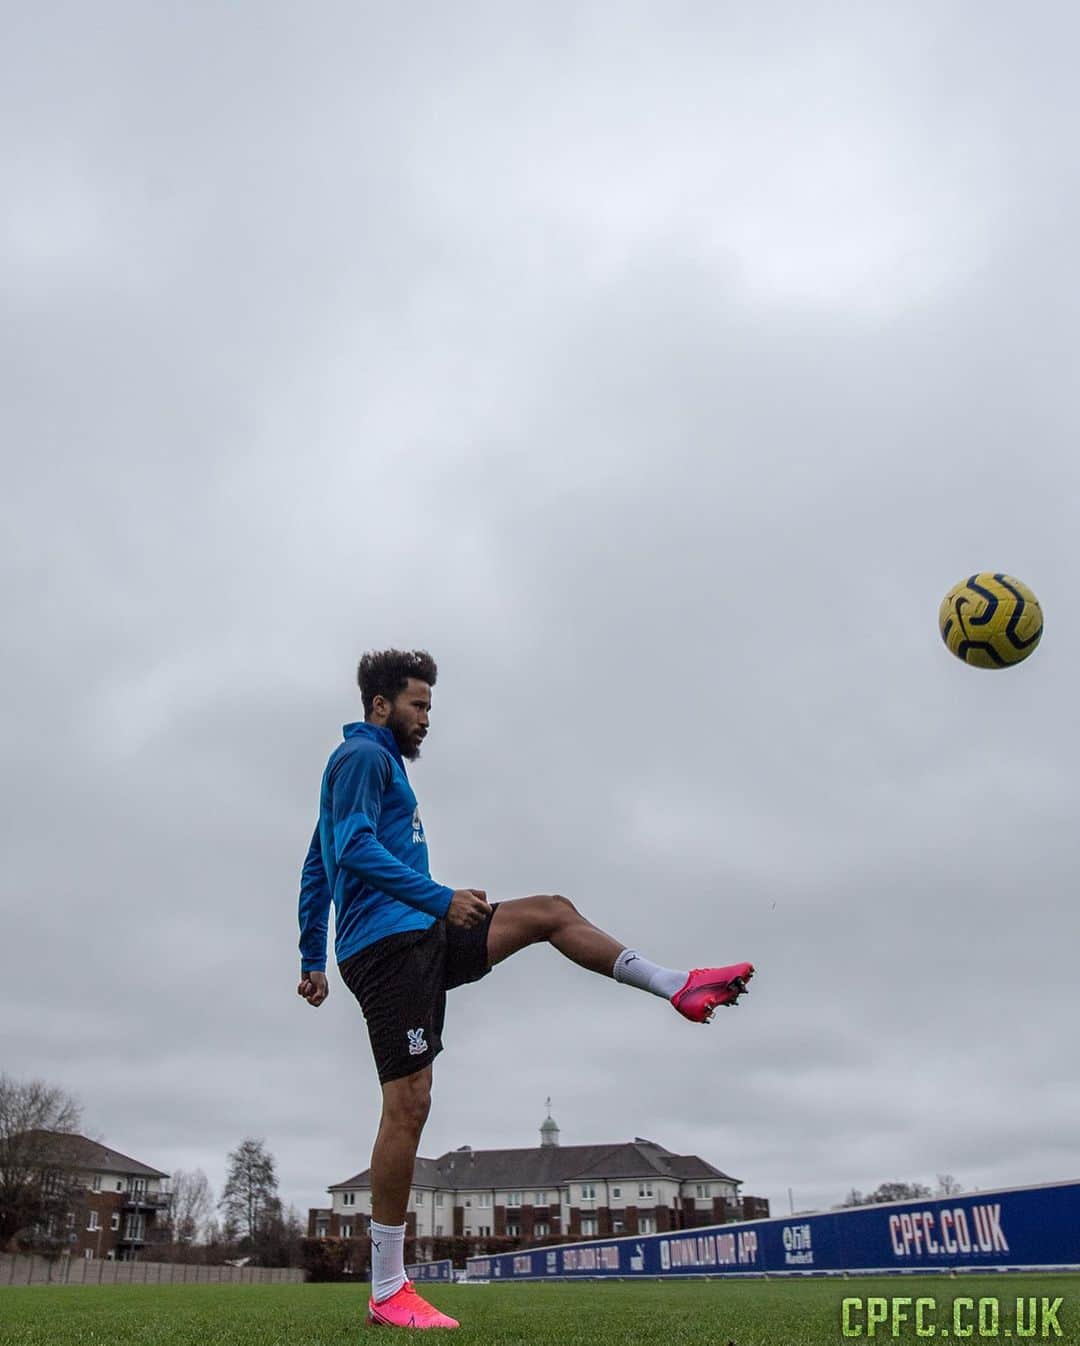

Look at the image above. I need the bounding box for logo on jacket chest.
[411,806,425,845]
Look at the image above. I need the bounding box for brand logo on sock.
[407,1027,428,1056]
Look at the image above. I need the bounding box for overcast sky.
[3,1,1078,1226]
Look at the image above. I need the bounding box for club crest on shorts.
[407,1027,428,1056]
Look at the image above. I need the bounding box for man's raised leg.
[486,894,753,1022]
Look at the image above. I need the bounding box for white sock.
[612,949,687,1000]
[370,1220,406,1302]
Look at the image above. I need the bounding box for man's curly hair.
[357,649,438,717]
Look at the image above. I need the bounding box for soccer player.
[297,649,754,1330]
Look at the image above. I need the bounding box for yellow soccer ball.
[938,573,1043,669]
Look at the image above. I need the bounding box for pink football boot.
[368,1281,459,1330]
[671,963,755,1023]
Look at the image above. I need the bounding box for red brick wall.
[307,1209,341,1238]
[67,1189,166,1261]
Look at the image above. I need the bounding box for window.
[110,1213,120,1232]
[505,1222,519,1237]
[611,1186,621,1199]
[343,1192,356,1207]
[478,1194,491,1208]
[695,1184,711,1199]
[638,1183,653,1200]
[341,1223,352,1239]
[91,1175,101,1192]
[506,1192,521,1208]
[533,1192,547,1206]
[316,1222,328,1238]
[116,1182,123,1192]
[464,1198,472,1208]
[478,1224,491,1237]
[66,1211,75,1228]
[612,1219,624,1233]
[435,1193,444,1208]
[87,1211,100,1232]
[581,1217,597,1236]
[435,1225,443,1237]
[84,1249,94,1261]
[580,1184,596,1200]
[535,1222,549,1238]
[639,1216,654,1233]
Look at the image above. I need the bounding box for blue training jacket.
[297,722,454,972]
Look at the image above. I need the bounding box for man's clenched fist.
[446,888,492,929]
[297,971,328,1006]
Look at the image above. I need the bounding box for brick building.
[308,1110,768,1255]
[26,1134,171,1263]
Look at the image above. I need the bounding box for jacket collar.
[343,720,404,766]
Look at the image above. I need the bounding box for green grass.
[0,1275,1077,1345]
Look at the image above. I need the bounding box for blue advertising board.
[406,1258,453,1283]
[465,1180,1080,1281]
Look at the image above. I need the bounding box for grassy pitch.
[0,1274,1077,1345]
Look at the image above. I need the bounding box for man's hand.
[297,971,329,1007]
[446,888,492,929]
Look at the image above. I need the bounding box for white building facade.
[309,1113,767,1249]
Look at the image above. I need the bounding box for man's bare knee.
[382,1072,432,1134]
[385,1097,429,1136]
[547,893,579,926]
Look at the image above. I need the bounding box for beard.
[389,713,424,761]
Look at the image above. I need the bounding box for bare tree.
[169,1168,213,1245]
[203,1215,226,1260]
[219,1138,278,1250]
[839,1188,866,1207]
[256,1200,306,1268]
[0,1076,83,1249]
[935,1174,964,1197]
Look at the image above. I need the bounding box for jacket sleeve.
[298,824,332,973]
[331,747,454,919]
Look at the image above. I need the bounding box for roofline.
[28,1131,169,1180]
[328,1181,440,1193]
[327,1142,743,1193]
[329,1173,742,1191]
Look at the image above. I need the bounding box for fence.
[0,1254,304,1287]
[467,1179,1080,1281]
[405,1258,453,1284]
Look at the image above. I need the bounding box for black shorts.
[338,906,498,1085]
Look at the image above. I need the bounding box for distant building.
[23,1133,171,1263]
[308,1109,768,1255]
